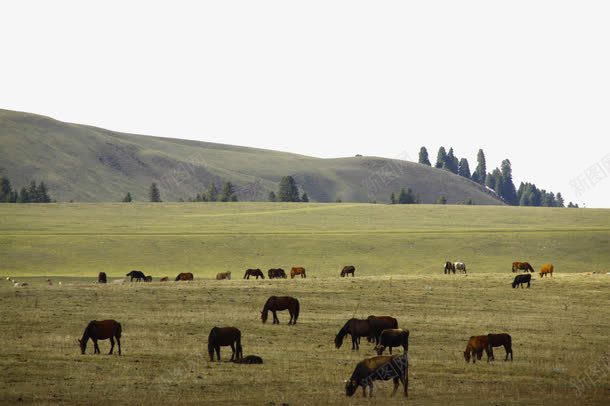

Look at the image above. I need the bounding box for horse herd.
[443,260,554,288]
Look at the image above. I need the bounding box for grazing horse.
[290,267,306,279]
[455,262,467,273]
[375,329,409,355]
[444,261,456,274]
[335,319,371,350]
[367,315,399,344]
[487,333,513,361]
[144,275,152,282]
[216,272,231,280]
[78,320,122,355]
[243,269,264,279]
[463,335,491,363]
[261,296,300,324]
[345,354,408,398]
[208,327,243,361]
[175,272,194,281]
[540,263,554,278]
[98,272,107,284]
[341,266,356,277]
[512,262,535,273]
[512,273,531,288]
[160,277,169,282]
[232,355,263,364]
[126,270,146,282]
[268,268,287,279]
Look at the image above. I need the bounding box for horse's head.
[374,345,385,355]
[78,338,86,354]
[463,350,471,362]
[345,379,358,397]
[261,311,268,324]
[334,334,343,349]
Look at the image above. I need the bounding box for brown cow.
[216,272,231,280]
[539,263,554,278]
[175,272,194,281]
[290,267,306,279]
[464,335,492,363]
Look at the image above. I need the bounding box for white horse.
[454,262,467,273]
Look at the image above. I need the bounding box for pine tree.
[0,176,11,202]
[206,182,218,202]
[500,159,518,205]
[37,182,51,203]
[435,147,447,169]
[437,195,447,204]
[458,158,471,178]
[472,149,487,185]
[221,182,236,202]
[278,176,300,202]
[18,187,29,203]
[301,192,309,202]
[556,193,565,208]
[445,148,459,174]
[418,147,431,166]
[28,181,39,203]
[398,188,408,204]
[149,183,161,202]
[268,191,276,202]
[122,192,133,202]
[390,192,396,204]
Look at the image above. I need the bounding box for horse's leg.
[230,343,235,361]
[352,335,358,350]
[362,385,367,397]
[272,310,279,324]
[215,346,220,361]
[527,281,530,288]
[389,346,392,355]
[116,335,121,356]
[368,382,374,397]
[288,309,294,325]
[109,337,115,355]
[93,339,100,354]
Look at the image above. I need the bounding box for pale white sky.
[1,1,609,207]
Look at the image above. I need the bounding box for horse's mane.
[337,319,353,340]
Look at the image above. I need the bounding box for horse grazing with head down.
[367,315,399,345]
[512,273,531,288]
[375,329,409,355]
[208,327,242,361]
[487,333,513,361]
[126,270,146,282]
[261,296,300,324]
[244,269,264,279]
[539,263,554,278]
[268,268,286,279]
[78,320,122,355]
[345,354,408,398]
[341,266,356,277]
[444,261,456,274]
[335,318,371,350]
[455,262,467,273]
[464,335,491,363]
[216,272,231,280]
[512,262,535,273]
[175,272,194,281]
[290,267,306,279]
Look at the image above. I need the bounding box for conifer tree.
[122,192,133,202]
[418,147,431,166]
[435,147,447,169]
[149,183,161,202]
[471,149,487,185]
[301,192,309,202]
[278,176,300,202]
[207,182,219,202]
[500,159,518,205]
[268,191,276,202]
[458,158,471,178]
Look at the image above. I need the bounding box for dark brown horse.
[290,267,306,279]
[367,315,399,344]
[464,335,491,363]
[175,272,194,281]
[208,326,243,361]
[244,269,264,279]
[444,261,456,274]
[335,318,371,350]
[375,329,409,355]
[126,270,146,281]
[512,262,535,273]
[144,275,152,282]
[340,266,356,277]
[487,333,513,361]
[261,296,300,324]
[98,272,107,283]
[268,268,287,279]
[78,320,122,355]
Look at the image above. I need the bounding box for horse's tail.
[116,322,122,339]
[208,327,217,355]
[294,299,300,322]
[236,331,243,360]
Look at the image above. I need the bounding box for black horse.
[126,270,146,282]
[335,318,371,350]
[261,296,300,324]
[208,327,243,361]
[512,273,531,288]
[268,268,287,279]
[98,272,107,283]
[444,261,456,274]
[487,333,513,361]
[244,269,265,279]
[78,320,122,355]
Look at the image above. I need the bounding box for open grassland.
[0,203,609,404]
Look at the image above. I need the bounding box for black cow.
[512,273,531,288]
[126,270,146,282]
[375,329,409,355]
[345,354,408,397]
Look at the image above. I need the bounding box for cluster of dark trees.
[390,188,419,204]
[190,181,238,202]
[0,176,52,203]
[268,176,309,202]
[418,147,577,207]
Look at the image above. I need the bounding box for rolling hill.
[0,109,503,204]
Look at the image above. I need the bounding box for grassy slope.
[0,109,501,204]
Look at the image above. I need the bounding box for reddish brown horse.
[78,320,122,355]
[244,269,264,279]
[464,335,491,363]
[539,263,554,278]
[335,318,371,350]
[175,272,194,281]
[261,296,300,324]
[367,315,399,344]
[208,327,243,361]
[512,262,535,273]
[290,267,306,279]
[341,266,356,277]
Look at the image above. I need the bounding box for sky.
[1,1,609,207]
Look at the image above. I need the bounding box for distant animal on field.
[175,272,194,281]
[464,335,491,363]
[335,318,371,350]
[345,354,408,397]
[208,326,242,361]
[243,269,264,279]
[367,315,399,345]
[98,272,107,284]
[341,265,356,277]
[375,329,409,355]
[290,267,306,279]
[126,270,146,282]
[46,278,53,285]
[512,262,535,273]
[216,272,231,280]
[454,262,467,273]
[261,296,300,324]
[487,333,513,361]
[444,261,456,274]
[268,268,286,279]
[539,263,554,278]
[78,320,122,355]
[144,275,152,282]
[160,277,169,282]
[512,273,531,288]
[232,355,263,364]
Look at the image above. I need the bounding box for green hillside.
[0,109,502,204]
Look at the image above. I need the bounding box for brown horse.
[78,320,122,355]
[175,272,194,281]
[335,318,371,350]
[261,296,300,324]
[464,335,491,363]
[216,272,231,280]
[244,269,264,279]
[367,315,399,344]
[208,326,243,361]
[340,266,356,277]
[290,267,306,279]
[487,333,513,361]
[268,268,287,279]
[540,263,554,278]
[160,276,169,282]
[512,262,535,273]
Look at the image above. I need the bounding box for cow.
[512,273,531,288]
[539,263,554,278]
[345,354,408,397]
[175,272,194,281]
